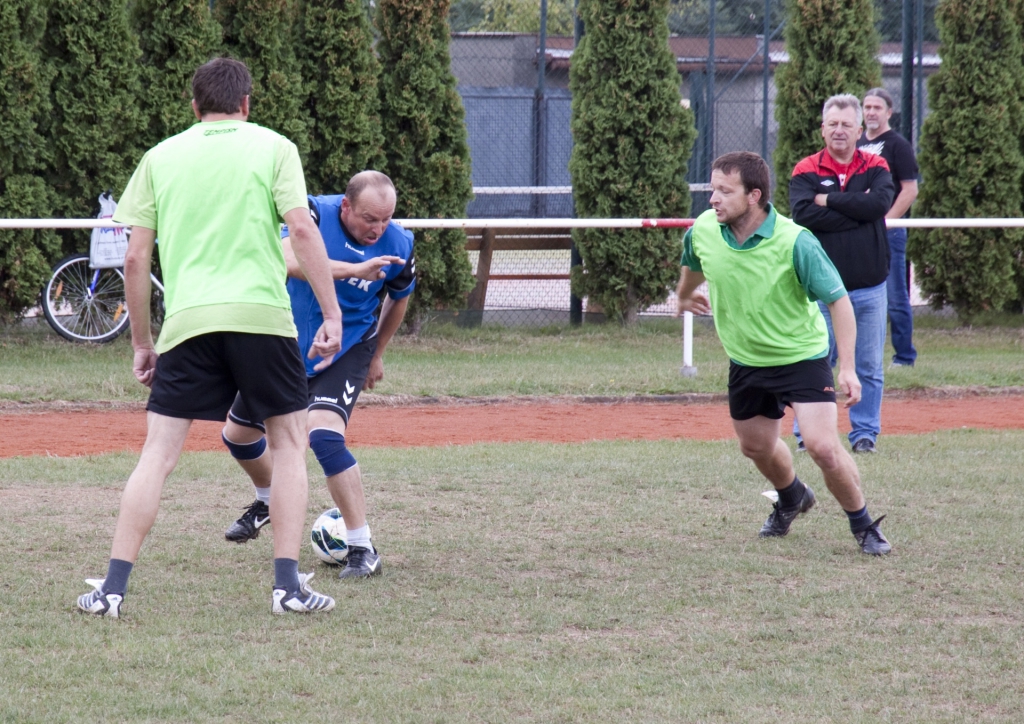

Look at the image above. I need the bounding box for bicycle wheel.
[42,254,130,343]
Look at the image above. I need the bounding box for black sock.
[776,476,805,508]
[274,558,300,595]
[846,506,872,533]
[103,559,133,596]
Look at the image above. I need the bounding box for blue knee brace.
[221,432,267,461]
[308,428,357,477]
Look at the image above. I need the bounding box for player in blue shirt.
[220,171,415,579]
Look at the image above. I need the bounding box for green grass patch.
[3,314,1023,403]
[2,431,1023,722]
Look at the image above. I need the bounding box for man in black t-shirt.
[857,87,919,367]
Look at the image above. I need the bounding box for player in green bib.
[676,152,890,555]
[77,59,344,618]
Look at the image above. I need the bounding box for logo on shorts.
[824,386,835,392]
[314,396,338,404]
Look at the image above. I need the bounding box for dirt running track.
[1,393,1023,458]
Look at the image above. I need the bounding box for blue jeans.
[886,227,917,365]
[794,281,888,445]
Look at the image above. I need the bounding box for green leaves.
[132,0,222,150]
[912,0,1024,317]
[377,0,475,320]
[569,0,695,323]
[297,0,386,195]
[217,0,311,162]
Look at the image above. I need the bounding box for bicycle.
[42,253,164,344]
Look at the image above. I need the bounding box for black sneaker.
[339,545,382,579]
[851,439,877,454]
[795,441,807,453]
[854,515,891,555]
[225,499,270,543]
[759,485,816,538]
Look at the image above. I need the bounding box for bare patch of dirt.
[1,394,1023,459]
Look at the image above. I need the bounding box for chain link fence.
[449,1,938,324]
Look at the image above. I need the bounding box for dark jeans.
[887,227,917,365]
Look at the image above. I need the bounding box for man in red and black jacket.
[790,93,894,456]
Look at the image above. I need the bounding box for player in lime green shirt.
[78,59,344,618]
[676,152,890,555]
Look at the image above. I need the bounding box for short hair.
[864,87,895,110]
[822,93,863,128]
[192,58,252,116]
[711,152,771,209]
[345,170,396,207]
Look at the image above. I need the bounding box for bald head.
[341,171,397,245]
[344,171,396,207]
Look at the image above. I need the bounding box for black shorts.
[728,357,837,421]
[147,332,307,422]
[229,336,379,430]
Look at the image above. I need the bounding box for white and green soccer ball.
[310,507,349,565]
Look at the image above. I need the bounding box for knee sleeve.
[221,431,267,461]
[308,428,357,477]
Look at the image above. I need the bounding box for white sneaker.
[272,572,335,614]
[77,578,123,618]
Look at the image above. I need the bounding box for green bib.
[691,209,829,367]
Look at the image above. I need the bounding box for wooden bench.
[463,227,574,311]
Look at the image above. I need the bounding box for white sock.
[346,524,371,549]
[254,486,271,505]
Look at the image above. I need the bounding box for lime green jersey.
[114,120,308,352]
[682,206,844,367]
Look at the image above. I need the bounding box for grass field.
[2,432,1023,722]
[2,313,1023,403]
[2,314,1023,721]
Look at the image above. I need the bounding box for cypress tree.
[773,0,881,213]
[0,0,60,318]
[911,0,1024,316]
[44,0,146,244]
[376,0,475,324]
[297,0,386,195]
[131,0,222,150]
[568,0,696,324]
[216,0,310,161]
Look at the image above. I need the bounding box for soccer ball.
[310,507,348,565]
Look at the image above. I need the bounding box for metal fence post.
[761,0,770,161]
[901,0,914,141]
[569,0,584,326]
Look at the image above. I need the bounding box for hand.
[677,290,711,316]
[363,355,384,390]
[836,367,862,408]
[814,193,829,206]
[133,346,159,388]
[309,317,342,372]
[352,256,405,281]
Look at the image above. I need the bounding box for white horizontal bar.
[5,217,1024,230]
[394,218,695,229]
[472,186,572,194]
[886,218,1024,228]
[471,184,713,193]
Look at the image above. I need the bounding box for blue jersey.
[285,194,416,377]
